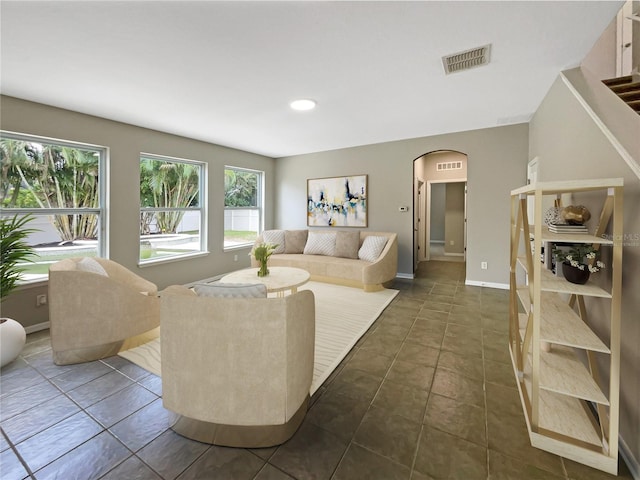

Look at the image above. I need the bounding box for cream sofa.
[160,284,315,447]
[252,229,398,292]
[48,257,160,365]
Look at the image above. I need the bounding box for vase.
[562,262,590,285]
[0,318,26,367]
[257,261,269,277]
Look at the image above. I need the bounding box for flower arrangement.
[552,244,605,273]
[250,242,278,277]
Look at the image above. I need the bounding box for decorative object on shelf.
[552,244,605,285]
[544,206,564,226]
[561,261,591,284]
[250,242,278,277]
[307,174,367,227]
[561,205,591,225]
[0,214,38,367]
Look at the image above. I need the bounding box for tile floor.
[1,261,633,479]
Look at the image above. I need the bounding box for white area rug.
[119,281,398,394]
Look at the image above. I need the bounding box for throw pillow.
[261,230,285,254]
[76,257,108,276]
[303,231,337,256]
[284,230,309,254]
[193,283,267,298]
[358,236,388,262]
[334,230,360,259]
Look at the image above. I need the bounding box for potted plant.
[552,243,605,285]
[1,214,38,367]
[250,242,278,277]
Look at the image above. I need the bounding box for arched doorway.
[413,150,468,271]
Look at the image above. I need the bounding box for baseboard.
[620,435,640,480]
[25,321,50,334]
[430,240,445,244]
[396,273,414,280]
[444,252,464,257]
[465,279,509,290]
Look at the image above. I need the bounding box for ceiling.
[0,1,623,158]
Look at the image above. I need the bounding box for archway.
[413,150,468,271]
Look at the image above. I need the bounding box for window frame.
[0,130,108,285]
[138,152,207,266]
[223,166,264,251]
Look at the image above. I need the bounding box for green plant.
[0,214,38,302]
[250,242,278,263]
[553,244,605,273]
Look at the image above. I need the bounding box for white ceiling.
[0,1,623,158]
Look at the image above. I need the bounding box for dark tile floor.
[1,261,633,479]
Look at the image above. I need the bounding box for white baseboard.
[444,252,464,257]
[465,279,509,290]
[620,435,640,480]
[25,321,50,334]
[430,240,445,244]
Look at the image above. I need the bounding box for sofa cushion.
[76,257,108,276]
[193,283,267,298]
[303,231,336,256]
[261,230,285,254]
[284,230,308,254]
[358,236,388,262]
[334,230,360,259]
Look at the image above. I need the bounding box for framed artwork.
[307,174,367,227]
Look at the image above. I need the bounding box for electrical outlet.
[36,294,47,306]
[449,240,455,246]
[233,254,238,262]
[481,262,488,270]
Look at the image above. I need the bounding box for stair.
[603,75,640,113]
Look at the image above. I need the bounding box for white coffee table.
[220,266,310,297]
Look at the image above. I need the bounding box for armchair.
[48,257,160,365]
[160,284,315,447]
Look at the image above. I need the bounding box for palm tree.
[140,158,199,234]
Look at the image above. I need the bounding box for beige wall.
[275,124,528,284]
[0,95,276,329]
[444,182,465,255]
[529,75,640,468]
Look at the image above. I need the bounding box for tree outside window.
[139,155,205,262]
[0,133,104,281]
[224,167,262,249]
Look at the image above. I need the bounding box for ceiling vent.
[442,44,491,74]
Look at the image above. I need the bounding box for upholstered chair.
[48,257,160,365]
[160,284,315,448]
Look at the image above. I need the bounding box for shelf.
[516,288,610,353]
[516,257,612,298]
[511,178,623,196]
[510,178,621,475]
[512,345,604,448]
[538,344,609,405]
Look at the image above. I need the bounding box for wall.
[0,95,276,330]
[582,16,617,79]
[275,123,528,285]
[529,74,640,471]
[444,182,465,255]
[430,184,445,242]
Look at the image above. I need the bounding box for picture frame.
[307,174,367,227]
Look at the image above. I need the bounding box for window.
[139,154,205,263]
[224,167,263,249]
[0,131,105,283]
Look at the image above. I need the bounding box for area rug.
[118,281,398,394]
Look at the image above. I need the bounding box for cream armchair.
[160,284,315,448]
[48,257,160,365]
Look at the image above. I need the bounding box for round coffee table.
[220,266,310,297]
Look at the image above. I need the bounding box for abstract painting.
[307,174,367,227]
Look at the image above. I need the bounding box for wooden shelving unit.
[509,178,623,475]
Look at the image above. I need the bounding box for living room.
[1,1,639,479]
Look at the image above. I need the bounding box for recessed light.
[290,99,317,111]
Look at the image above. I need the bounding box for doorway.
[413,150,468,271]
